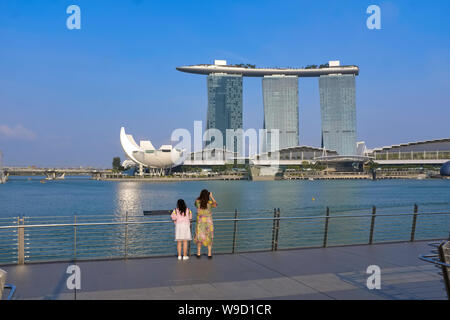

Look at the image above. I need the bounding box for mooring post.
[232,209,238,254]
[411,204,418,242]
[369,206,376,244]
[323,207,330,248]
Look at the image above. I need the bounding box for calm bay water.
[0,177,449,263]
[0,176,449,218]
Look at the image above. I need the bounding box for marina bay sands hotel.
[176,60,359,155]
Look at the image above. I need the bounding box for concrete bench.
[143,210,172,216]
[0,269,16,300]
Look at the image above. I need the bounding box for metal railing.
[0,268,16,300]
[0,205,449,265]
[419,240,450,299]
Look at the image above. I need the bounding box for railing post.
[323,207,330,247]
[411,204,418,242]
[271,208,277,251]
[438,242,450,299]
[369,206,376,244]
[232,209,238,254]
[74,215,77,261]
[17,216,24,265]
[124,212,128,258]
[274,208,281,251]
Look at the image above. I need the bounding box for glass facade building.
[206,73,243,152]
[319,74,356,155]
[262,75,299,151]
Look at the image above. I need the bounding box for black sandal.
[196,254,201,259]
[208,255,213,259]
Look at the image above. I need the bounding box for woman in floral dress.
[194,189,217,259]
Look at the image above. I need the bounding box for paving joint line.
[237,253,337,300]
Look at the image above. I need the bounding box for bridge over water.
[4,167,110,180]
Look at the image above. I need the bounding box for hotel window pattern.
[319,74,356,155]
[206,74,243,153]
[262,76,299,152]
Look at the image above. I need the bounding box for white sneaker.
[178,256,182,260]
[183,256,189,260]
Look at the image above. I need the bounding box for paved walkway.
[1,241,447,300]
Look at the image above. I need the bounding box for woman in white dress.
[171,199,192,260]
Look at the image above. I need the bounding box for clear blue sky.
[0,0,449,167]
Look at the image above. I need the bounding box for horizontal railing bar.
[1,208,448,264]
[76,243,124,248]
[0,251,18,255]
[21,238,444,261]
[24,252,73,256]
[2,211,449,230]
[11,209,450,222]
[24,243,73,248]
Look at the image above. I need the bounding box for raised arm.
[209,192,218,207]
[170,209,177,221]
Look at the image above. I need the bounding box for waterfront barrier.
[0,205,449,265]
[419,240,450,299]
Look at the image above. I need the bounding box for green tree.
[112,157,123,172]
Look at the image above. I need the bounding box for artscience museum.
[120,127,183,171]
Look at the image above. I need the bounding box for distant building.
[262,75,299,151]
[368,138,450,165]
[319,73,357,155]
[205,72,243,153]
[252,145,338,165]
[177,59,360,155]
[356,141,368,156]
[441,161,450,176]
[371,138,450,154]
[369,138,450,164]
[120,127,183,170]
[183,148,238,166]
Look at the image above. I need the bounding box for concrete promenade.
[1,241,446,300]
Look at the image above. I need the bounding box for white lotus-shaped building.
[120,127,183,169]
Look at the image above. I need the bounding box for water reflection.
[114,182,145,218]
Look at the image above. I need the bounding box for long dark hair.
[177,199,187,216]
[197,189,210,209]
